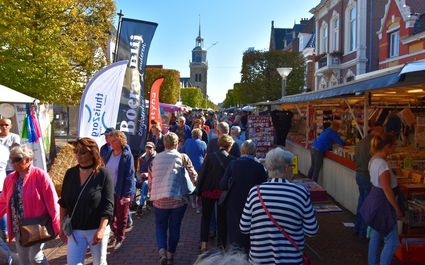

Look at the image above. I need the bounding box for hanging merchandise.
[21,104,41,143]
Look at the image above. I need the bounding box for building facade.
[189,25,208,96]
[377,0,425,69]
[310,0,386,90]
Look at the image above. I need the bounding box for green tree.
[0,0,115,104]
[224,49,305,105]
[145,68,180,104]
[180,87,204,108]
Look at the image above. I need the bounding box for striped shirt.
[240,178,319,265]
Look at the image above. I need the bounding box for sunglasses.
[74,149,89,156]
[0,124,10,127]
[10,156,23,164]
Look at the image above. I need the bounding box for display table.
[286,139,359,214]
[292,178,329,202]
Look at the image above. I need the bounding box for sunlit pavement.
[10,200,403,265]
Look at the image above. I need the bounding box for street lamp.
[277,67,292,98]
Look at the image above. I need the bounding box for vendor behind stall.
[308,121,345,182]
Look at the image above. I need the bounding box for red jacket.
[0,165,60,242]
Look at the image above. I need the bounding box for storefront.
[255,61,425,215]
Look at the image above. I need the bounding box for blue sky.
[115,0,319,104]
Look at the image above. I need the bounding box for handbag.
[19,215,55,247]
[62,171,94,237]
[256,186,312,265]
[178,154,195,196]
[216,153,232,205]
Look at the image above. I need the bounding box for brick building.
[377,0,425,69]
[310,0,386,90]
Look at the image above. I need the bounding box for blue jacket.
[312,127,344,153]
[360,186,404,236]
[180,138,207,172]
[105,144,136,197]
[100,143,112,163]
[171,124,191,142]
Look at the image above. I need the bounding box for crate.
[395,234,425,264]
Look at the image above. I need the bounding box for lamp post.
[276,67,292,98]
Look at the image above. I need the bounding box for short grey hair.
[217,122,230,135]
[163,132,179,149]
[240,140,256,155]
[265,147,294,179]
[231,126,241,134]
[10,145,33,160]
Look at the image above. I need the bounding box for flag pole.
[114,10,124,63]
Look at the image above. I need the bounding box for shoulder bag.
[178,154,196,196]
[61,171,94,237]
[216,152,232,205]
[256,186,312,265]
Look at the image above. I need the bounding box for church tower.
[190,23,208,97]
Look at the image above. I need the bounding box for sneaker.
[127,219,134,228]
[114,241,123,250]
[196,209,201,214]
[136,206,143,215]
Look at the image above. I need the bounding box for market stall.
[0,84,50,171]
[257,62,425,214]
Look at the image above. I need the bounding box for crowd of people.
[0,109,407,265]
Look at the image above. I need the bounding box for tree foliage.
[180,87,204,108]
[145,68,180,104]
[0,0,115,104]
[224,49,305,106]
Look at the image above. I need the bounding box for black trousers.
[200,197,227,247]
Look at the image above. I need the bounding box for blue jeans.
[355,172,372,237]
[368,225,399,265]
[139,181,149,206]
[154,204,187,253]
[67,226,110,265]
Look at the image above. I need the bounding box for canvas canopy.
[0,84,35,103]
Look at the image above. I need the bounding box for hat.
[145,142,156,149]
[101,127,116,135]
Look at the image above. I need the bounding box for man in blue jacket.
[308,121,345,182]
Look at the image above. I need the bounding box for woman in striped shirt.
[240,147,319,265]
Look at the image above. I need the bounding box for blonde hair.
[109,130,127,147]
[192,128,202,139]
[217,134,234,151]
[164,132,179,149]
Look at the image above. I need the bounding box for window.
[320,22,328,54]
[331,16,339,51]
[349,6,357,51]
[199,74,202,82]
[389,30,400,57]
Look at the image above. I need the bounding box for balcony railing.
[318,56,327,69]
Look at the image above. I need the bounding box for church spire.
[196,15,204,48]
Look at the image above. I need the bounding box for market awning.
[279,61,425,104]
[0,84,36,103]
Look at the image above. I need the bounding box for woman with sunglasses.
[0,145,60,264]
[59,138,114,265]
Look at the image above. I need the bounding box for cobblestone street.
[5,201,403,265]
